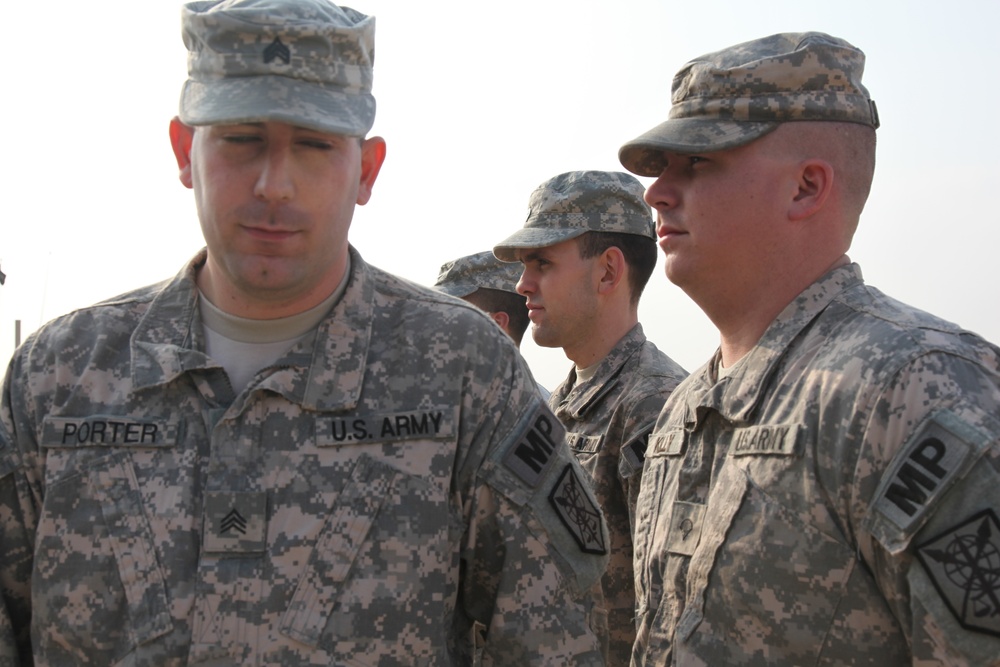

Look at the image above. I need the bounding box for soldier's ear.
[788,159,833,222]
[489,310,510,334]
[169,117,196,190]
[596,246,626,296]
[356,136,386,206]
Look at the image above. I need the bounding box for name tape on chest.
[647,429,685,458]
[730,424,800,457]
[316,408,454,446]
[41,416,180,448]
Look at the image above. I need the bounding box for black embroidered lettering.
[535,413,555,442]
[514,419,555,474]
[910,437,947,478]
[353,419,369,439]
[76,422,90,443]
[62,422,77,444]
[110,421,125,441]
[410,413,429,436]
[141,423,157,444]
[332,420,349,442]
[90,421,107,443]
[430,411,442,433]
[380,418,395,437]
[395,415,411,436]
[759,429,772,451]
[886,462,939,516]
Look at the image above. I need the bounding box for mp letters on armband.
[871,414,976,538]
[503,405,561,488]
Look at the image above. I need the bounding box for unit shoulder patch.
[915,509,1000,637]
[548,464,606,555]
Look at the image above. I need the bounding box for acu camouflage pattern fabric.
[0,246,610,666]
[632,263,1000,666]
[180,0,377,137]
[433,251,523,299]
[619,31,881,176]
[493,171,654,262]
[548,324,687,667]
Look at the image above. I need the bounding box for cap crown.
[434,252,523,298]
[180,0,376,136]
[493,171,654,261]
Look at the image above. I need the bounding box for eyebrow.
[519,250,548,263]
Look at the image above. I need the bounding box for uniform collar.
[679,263,865,428]
[131,246,374,413]
[552,323,646,420]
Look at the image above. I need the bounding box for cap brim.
[180,76,375,137]
[492,227,588,262]
[618,118,779,176]
[434,283,476,298]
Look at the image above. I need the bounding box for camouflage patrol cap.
[179,0,376,137]
[434,251,523,298]
[493,171,654,262]
[619,32,880,177]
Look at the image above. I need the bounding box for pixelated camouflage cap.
[179,0,375,137]
[434,251,523,298]
[493,171,654,262]
[619,32,880,177]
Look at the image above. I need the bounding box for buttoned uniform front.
[550,323,687,666]
[0,246,610,666]
[632,263,1000,666]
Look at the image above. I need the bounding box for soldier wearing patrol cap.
[494,170,688,666]
[0,0,610,664]
[434,251,530,347]
[621,32,1000,665]
[434,251,552,399]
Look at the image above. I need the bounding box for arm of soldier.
[856,351,1000,664]
[0,353,42,664]
[456,345,609,666]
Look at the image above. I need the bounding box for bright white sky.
[3,0,999,390]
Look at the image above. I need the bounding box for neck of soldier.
[714,253,851,369]
[566,299,639,371]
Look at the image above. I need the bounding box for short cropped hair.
[577,231,657,305]
[465,288,530,345]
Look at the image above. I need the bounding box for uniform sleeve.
[455,337,609,666]
[857,350,1000,665]
[0,352,41,665]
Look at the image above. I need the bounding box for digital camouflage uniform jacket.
[0,247,610,667]
[549,324,687,666]
[632,263,1000,666]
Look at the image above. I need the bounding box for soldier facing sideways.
[434,250,551,398]
[0,1,609,664]
[494,171,688,666]
[620,32,1000,665]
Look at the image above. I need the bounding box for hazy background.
[3,0,998,390]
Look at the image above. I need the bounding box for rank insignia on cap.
[548,465,606,555]
[263,37,291,64]
[915,508,1000,637]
